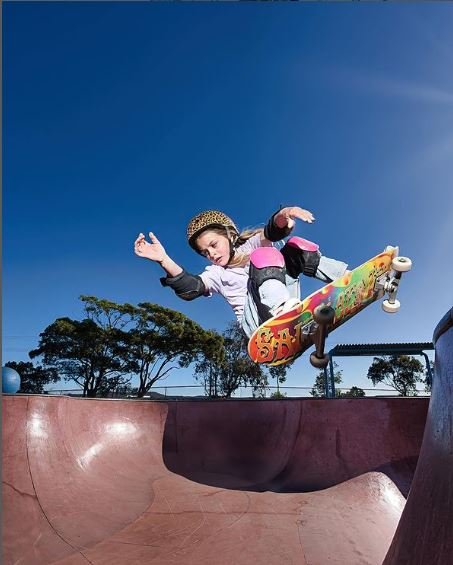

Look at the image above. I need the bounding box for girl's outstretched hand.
[134,232,167,263]
[275,206,315,230]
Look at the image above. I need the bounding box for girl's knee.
[249,247,286,287]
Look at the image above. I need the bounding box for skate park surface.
[3,308,452,564]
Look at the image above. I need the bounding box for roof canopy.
[329,342,434,357]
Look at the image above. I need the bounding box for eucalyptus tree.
[195,322,288,398]
[310,363,365,398]
[29,295,224,398]
[367,355,427,396]
[30,296,135,397]
[126,302,224,398]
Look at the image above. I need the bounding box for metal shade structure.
[325,342,435,398]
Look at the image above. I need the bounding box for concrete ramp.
[383,307,453,565]
[163,397,425,495]
[2,394,427,564]
[2,308,451,565]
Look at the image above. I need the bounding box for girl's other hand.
[134,232,167,263]
[275,206,315,230]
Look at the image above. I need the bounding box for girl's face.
[196,230,231,267]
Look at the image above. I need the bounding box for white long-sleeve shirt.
[199,233,272,322]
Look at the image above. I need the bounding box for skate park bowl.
[2,307,452,564]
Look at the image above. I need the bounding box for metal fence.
[44,385,430,399]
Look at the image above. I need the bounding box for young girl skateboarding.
[134,207,348,338]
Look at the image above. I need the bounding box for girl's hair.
[195,226,264,268]
[235,227,263,247]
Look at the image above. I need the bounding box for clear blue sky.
[3,2,452,393]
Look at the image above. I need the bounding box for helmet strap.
[225,227,238,264]
[228,241,236,263]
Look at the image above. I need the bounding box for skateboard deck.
[248,246,401,367]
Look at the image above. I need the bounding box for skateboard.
[248,246,412,368]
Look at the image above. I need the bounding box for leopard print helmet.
[187,210,239,251]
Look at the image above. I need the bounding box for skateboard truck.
[381,256,412,313]
[309,304,335,369]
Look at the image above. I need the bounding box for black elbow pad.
[264,209,293,242]
[160,270,206,301]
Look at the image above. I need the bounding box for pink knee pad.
[249,247,286,289]
[281,236,321,278]
[250,247,285,269]
[286,236,319,252]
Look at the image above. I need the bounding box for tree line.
[5,295,431,398]
[6,296,287,398]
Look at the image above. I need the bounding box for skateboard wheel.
[392,256,412,272]
[382,299,400,313]
[310,352,330,369]
[313,305,335,325]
